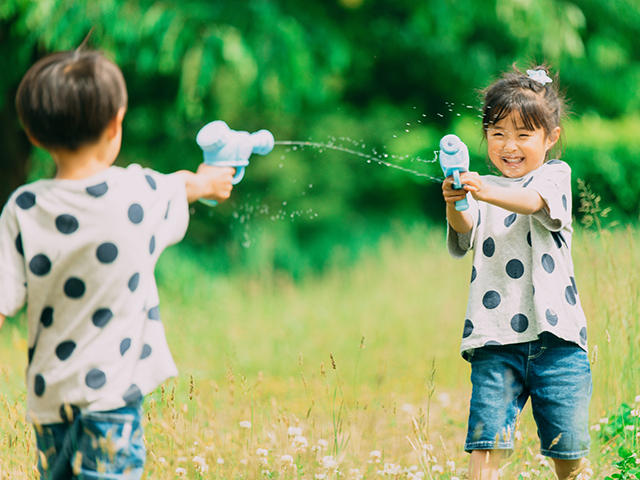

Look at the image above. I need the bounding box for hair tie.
[527,69,553,85]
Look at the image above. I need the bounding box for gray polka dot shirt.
[0,164,189,423]
[447,160,588,359]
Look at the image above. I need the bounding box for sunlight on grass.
[1,224,638,479]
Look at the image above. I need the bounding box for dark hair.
[15,49,128,151]
[482,64,566,159]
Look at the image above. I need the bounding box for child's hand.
[442,173,472,206]
[196,164,235,202]
[458,171,491,202]
[176,165,235,204]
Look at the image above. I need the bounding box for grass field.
[1,222,639,479]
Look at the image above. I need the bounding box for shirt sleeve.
[0,195,27,317]
[446,195,478,259]
[143,168,190,254]
[528,160,572,232]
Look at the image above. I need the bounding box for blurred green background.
[2,0,640,275]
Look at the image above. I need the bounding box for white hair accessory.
[527,69,553,85]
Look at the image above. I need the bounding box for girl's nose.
[504,138,518,152]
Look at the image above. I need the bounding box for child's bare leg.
[552,458,582,480]
[469,450,503,480]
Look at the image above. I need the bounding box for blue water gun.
[439,134,469,212]
[196,120,275,206]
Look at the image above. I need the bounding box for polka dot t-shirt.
[0,164,189,424]
[447,160,588,359]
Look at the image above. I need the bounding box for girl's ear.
[546,126,561,150]
[106,107,126,140]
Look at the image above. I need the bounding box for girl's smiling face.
[486,112,560,178]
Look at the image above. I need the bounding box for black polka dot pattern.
[526,231,532,247]
[477,210,482,227]
[92,309,113,328]
[523,177,534,188]
[541,254,555,274]
[34,374,46,396]
[86,182,108,197]
[579,327,587,345]
[545,308,558,326]
[149,236,156,254]
[16,191,36,209]
[86,369,107,389]
[120,338,132,356]
[482,237,495,257]
[55,214,79,234]
[128,204,144,224]
[570,277,578,295]
[565,285,577,306]
[551,231,562,249]
[64,278,86,298]
[96,243,118,264]
[485,340,502,346]
[123,384,143,404]
[482,291,501,309]
[506,259,524,279]
[28,346,35,364]
[29,254,52,276]
[165,201,171,219]
[510,314,529,333]
[470,266,477,283]
[562,195,568,210]
[463,319,474,338]
[15,234,23,256]
[145,175,157,190]
[148,306,160,321]
[504,213,517,228]
[41,307,54,327]
[140,344,152,359]
[547,159,561,165]
[128,273,140,292]
[55,341,76,361]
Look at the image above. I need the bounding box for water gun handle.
[452,169,469,212]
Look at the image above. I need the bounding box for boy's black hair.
[15,48,128,151]
[482,64,567,159]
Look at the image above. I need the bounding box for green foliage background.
[2,0,640,273]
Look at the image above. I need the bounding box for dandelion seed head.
[239,420,252,429]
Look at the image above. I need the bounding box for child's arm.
[174,165,236,204]
[460,171,547,215]
[0,313,4,330]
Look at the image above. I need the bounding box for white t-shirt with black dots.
[447,160,588,358]
[0,164,189,424]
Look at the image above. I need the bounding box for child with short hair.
[442,66,591,480]
[0,48,235,478]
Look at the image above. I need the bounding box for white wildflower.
[531,469,540,476]
[599,417,609,424]
[240,459,248,466]
[315,474,327,479]
[257,448,269,457]
[175,467,187,476]
[590,424,601,432]
[370,450,382,463]
[349,468,364,480]
[317,439,329,448]
[158,456,166,464]
[261,470,270,476]
[177,456,187,463]
[292,435,308,452]
[632,410,640,417]
[627,425,636,431]
[258,457,269,466]
[239,420,252,429]
[382,463,403,475]
[432,464,444,474]
[635,395,640,403]
[514,431,522,441]
[322,455,339,471]
[217,458,224,465]
[287,426,302,437]
[281,455,295,468]
[446,460,456,472]
[519,472,531,478]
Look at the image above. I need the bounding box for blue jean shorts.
[35,399,145,480]
[465,332,591,459]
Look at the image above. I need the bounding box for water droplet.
[283,201,287,206]
[279,164,283,168]
[309,184,313,188]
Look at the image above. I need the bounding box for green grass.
[1,222,639,479]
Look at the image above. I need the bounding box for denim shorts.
[465,332,591,459]
[35,399,145,480]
